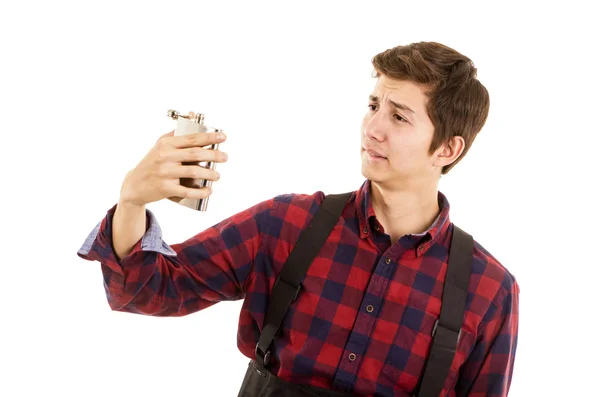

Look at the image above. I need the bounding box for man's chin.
[361,167,385,182]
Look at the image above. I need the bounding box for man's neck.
[370,179,440,239]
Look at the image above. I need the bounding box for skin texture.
[360,74,465,243]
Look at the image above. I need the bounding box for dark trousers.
[236,360,356,397]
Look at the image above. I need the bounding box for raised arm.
[77,128,273,316]
[77,196,275,316]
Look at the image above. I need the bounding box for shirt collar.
[354,179,452,256]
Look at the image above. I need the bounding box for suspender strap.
[255,192,353,368]
[415,224,474,397]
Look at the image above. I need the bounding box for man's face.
[360,75,439,187]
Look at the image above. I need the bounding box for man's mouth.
[364,148,387,159]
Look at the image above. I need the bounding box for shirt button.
[366,305,374,313]
[362,227,368,234]
[349,353,356,361]
[385,257,391,264]
[374,225,380,231]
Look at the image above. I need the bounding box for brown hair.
[371,41,490,174]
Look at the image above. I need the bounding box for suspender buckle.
[255,342,272,369]
[431,319,462,352]
[274,275,301,301]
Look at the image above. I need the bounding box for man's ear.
[433,136,465,168]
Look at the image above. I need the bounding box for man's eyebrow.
[369,95,416,114]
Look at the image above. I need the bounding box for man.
[78,41,519,396]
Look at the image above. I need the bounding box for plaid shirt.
[78,179,519,397]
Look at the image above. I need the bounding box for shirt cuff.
[77,204,177,263]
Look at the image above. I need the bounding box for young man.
[78,41,519,397]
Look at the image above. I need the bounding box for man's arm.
[455,277,520,396]
[77,197,275,316]
[112,199,147,261]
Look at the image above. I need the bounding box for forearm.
[112,200,147,261]
[78,194,276,316]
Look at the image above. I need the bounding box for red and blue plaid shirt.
[78,179,519,397]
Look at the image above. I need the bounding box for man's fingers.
[170,131,227,148]
[157,162,220,182]
[167,147,229,163]
[172,185,213,200]
[169,164,220,180]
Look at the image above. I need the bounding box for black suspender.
[414,224,473,397]
[254,193,474,397]
[255,192,353,368]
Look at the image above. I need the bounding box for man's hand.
[119,130,228,207]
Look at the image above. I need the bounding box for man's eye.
[369,104,407,123]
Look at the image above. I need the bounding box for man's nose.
[364,113,387,141]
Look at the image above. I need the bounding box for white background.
[1,1,598,396]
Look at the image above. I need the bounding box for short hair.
[372,42,490,174]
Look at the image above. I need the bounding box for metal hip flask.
[167,109,223,211]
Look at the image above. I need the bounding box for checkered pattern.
[78,179,519,397]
